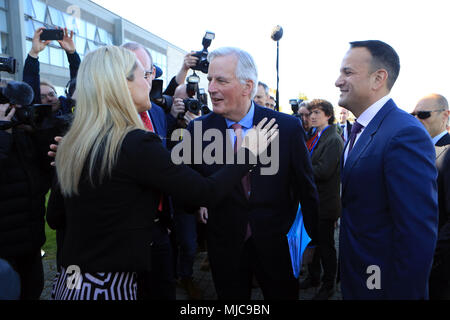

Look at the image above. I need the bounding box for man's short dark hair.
[350,40,400,90]
[307,99,335,125]
[258,81,269,95]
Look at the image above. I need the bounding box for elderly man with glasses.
[413,93,450,300]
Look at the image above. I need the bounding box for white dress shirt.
[432,130,448,146]
[344,95,391,164]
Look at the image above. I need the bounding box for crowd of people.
[0,26,449,301]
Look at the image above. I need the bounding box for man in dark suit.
[335,40,438,299]
[186,47,319,299]
[413,93,450,299]
[337,107,352,143]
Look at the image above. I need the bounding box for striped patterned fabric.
[51,267,137,300]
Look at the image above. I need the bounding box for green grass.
[42,191,57,260]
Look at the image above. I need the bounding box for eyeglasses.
[40,91,57,99]
[144,71,153,80]
[299,113,311,118]
[410,109,446,120]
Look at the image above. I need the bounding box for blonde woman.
[46,46,276,300]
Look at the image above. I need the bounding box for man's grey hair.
[258,81,269,95]
[208,47,258,99]
[121,41,153,66]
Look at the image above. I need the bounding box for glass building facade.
[1,0,182,89]
[20,0,168,85]
[0,0,8,54]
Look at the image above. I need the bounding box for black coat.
[0,127,55,260]
[186,105,319,284]
[434,133,450,269]
[310,126,344,220]
[46,129,253,273]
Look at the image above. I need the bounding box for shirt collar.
[432,130,448,145]
[225,101,255,129]
[356,95,390,128]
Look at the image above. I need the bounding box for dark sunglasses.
[411,109,445,119]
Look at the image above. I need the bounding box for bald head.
[414,93,449,138]
[174,84,189,100]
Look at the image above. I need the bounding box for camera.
[289,99,304,114]
[183,98,201,115]
[150,80,173,113]
[0,57,17,74]
[0,81,71,132]
[198,88,211,115]
[191,31,215,74]
[0,104,54,131]
[40,29,64,41]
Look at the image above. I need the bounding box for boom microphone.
[0,81,35,106]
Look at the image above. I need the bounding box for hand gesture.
[48,136,63,166]
[183,52,199,71]
[57,27,75,54]
[241,118,278,157]
[29,28,51,58]
[183,111,200,125]
[197,207,208,224]
[170,98,186,119]
[0,104,15,122]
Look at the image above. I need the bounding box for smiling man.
[186,47,319,300]
[335,40,438,299]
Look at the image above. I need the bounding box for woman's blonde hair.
[56,45,145,196]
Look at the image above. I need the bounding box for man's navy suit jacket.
[340,99,438,299]
[148,103,167,148]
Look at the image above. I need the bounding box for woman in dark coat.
[46,46,276,300]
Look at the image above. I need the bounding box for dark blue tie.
[347,121,364,155]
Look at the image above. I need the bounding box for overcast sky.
[92,0,450,114]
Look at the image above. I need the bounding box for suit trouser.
[308,218,337,289]
[6,249,44,300]
[429,247,450,300]
[211,237,299,300]
[174,213,197,279]
[137,221,176,300]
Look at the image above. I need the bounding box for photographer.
[0,96,58,299]
[23,27,80,115]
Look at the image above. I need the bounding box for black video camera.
[0,104,54,131]
[191,32,215,74]
[289,99,304,115]
[0,81,69,131]
[0,57,17,74]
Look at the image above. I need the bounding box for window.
[75,35,86,54]
[31,0,46,22]
[39,45,50,64]
[86,22,96,40]
[0,10,7,33]
[49,46,63,67]
[25,18,35,38]
[22,0,113,69]
[48,6,65,28]
[24,0,35,18]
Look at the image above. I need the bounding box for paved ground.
[41,223,342,300]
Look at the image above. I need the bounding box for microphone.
[271,25,283,41]
[0,81,35,106]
